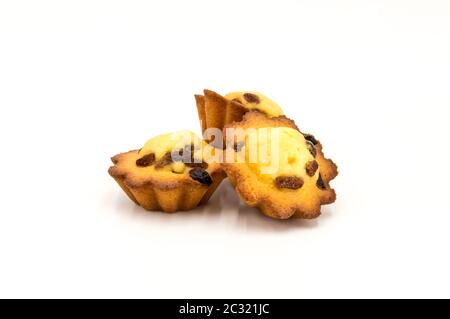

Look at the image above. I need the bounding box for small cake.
[222,111,338,219]
[195,90,284,144]
[108,130,226,212]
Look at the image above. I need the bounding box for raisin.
[275,176,304,190]
[303,133,318,145]
[189,167,213,186]
[305,160,319,177]
[316,173,327,190]
[243,93,260,104]
[185,161,209,169]
[155,152,173,169]
[307,141,317,158]
[136,153,155,167]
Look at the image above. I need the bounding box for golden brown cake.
[108,130,226,213]
[222,111,338,219]
[195,90,284,143]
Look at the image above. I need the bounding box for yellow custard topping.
[139,130,201,159]
[137,130,219,174]
[224,91,284,117]
[137,130,203,174]
[243,127,316,184]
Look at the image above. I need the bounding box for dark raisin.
[233,141,245,152]
[189,167,213,186]
[136,153,155,167]
[185,161,208,169]
[275,176,304,190]
[307,141,317,158]
[305,160,319,177]
[316,173,327,190]
[303,133,318,145]
[243,93,260,104]
[155,152,173,169]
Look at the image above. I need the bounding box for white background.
[1,0,449,298]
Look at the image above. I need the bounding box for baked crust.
[222,111,338,219]
[195,89,260,139]
[108,150,226,212]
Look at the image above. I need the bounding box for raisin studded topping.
[189,167,213,186]
[136,153,155,167]
[316,173,327,190]
[275,176,304,190]
[305,160,319,177]
[243,93,260,104]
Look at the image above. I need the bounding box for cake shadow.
[206,180,335,232]
[110,179,330,232]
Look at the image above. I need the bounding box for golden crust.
[196,89,250,138]
[108,150,226,213]
[222,111,338,219]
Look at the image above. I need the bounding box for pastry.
[108,130,226,212]
[222,111,338,219]
[195,90,284,145]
